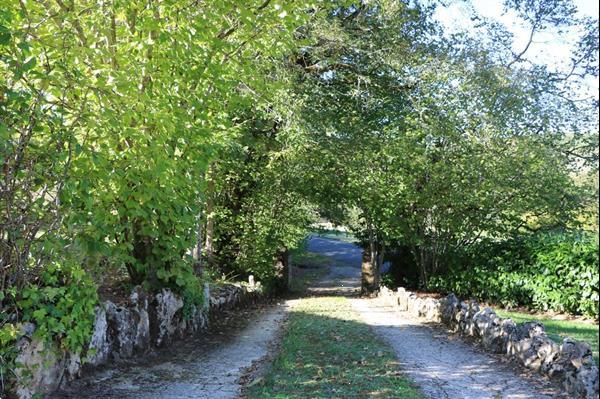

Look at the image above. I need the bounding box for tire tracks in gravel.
[352,298,565,399]
[55,235,568,399]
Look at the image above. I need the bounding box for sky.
[432,0,599,98]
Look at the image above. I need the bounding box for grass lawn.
[495,309,599,363]
[246,296,422,399]
[288,249,332,294]
[288,264,328,294]
[291,250,334,269]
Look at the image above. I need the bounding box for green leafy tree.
[291,0,598,291]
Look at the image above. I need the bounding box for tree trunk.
[413,244,429,289]
[286,250,292,290]
[362,247,380,295]
[274,249,290,292]
[193,208,203,277]
[204,169,215,260]
[362,222,381,295]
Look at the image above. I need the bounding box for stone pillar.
[203,283,210,311]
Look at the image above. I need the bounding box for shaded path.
[305,234,362,296]
[306,234,362,266]
[307,235,563,399]
[52,235,355,399]
[53,305,288,399]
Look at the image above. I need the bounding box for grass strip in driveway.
[247,296,422,399]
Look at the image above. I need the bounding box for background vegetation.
[428,232,599,317]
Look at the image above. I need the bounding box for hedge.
[429,232,599,318]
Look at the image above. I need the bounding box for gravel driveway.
[53,235,563,399]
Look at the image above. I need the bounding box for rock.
[455,301,468,333]
[86,305,111,366]
[397,288,409,311]
[130,286,151,351]
[499,319,517,354]
[506,322,550,371]
[130,289,140,306]
[10,281,265,398]
[550,337,598,398]
[409,296,423,318]
[379,286,396,307]
[134,305,150,351]
[524,321,546,337]
[152,289,184,347]
[564,362,600,399]
[441,294,459,326]
[394,286,599,399]
[473,307,507,352]
[14,337,65,399]
[423,298,442,322]
[558,338,594,369]
[64,352,82,382]
[18,322,36,337]
[203,283,210,311]
[464,301,480,337]
[473,308,496,333]
[187,305,208,332]
[420,300,429,318]
[210,284,249,311]
[105,302,136,359]
[538,339,561,375]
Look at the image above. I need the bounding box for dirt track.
[52,304,288,399]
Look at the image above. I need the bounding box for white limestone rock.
[86,305,111,366]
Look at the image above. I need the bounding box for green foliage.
[0,1,597,394]
[0,0,327,328]
[379,273,397,290]
[381,244,422,290]
[429,232,599,318]
[0,260,97,391]
[290,0,598,292]
[207,96,318,286]
[155,258,204,319]
[18,261,98,354]
[0,322,20,387]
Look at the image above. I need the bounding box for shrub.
[429,232,599,318]
[0,260,98,391]
[18,261,98,354]
[382,244,421,290]
[155,258,205,318]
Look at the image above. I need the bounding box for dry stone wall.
[13,282,263,399]
[378,286,599,399]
